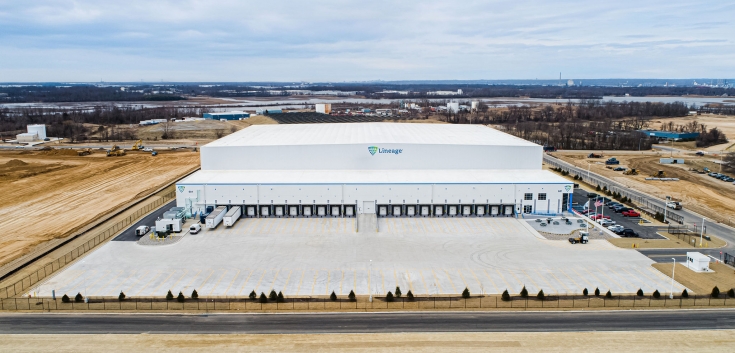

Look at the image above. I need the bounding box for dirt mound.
[41,148,80,156]
[4,159,28,167]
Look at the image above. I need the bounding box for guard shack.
[686,252,710,272]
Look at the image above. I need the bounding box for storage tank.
[27,124,47,140]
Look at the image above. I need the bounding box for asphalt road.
[1,310,733,334]
[545,154,735,260]
[113,200,177,242]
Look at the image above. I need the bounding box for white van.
[189,223,201,234]
[135,226,150,236]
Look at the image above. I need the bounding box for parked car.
[607,202,622,209]
[590,214,611,220]
[598,219,616,226]
[695,151,705,156]
[189,223,201,234]
[134,226,150,236]
[615,207,633,213]
[622,210,641,217]
[608,225,625,233]
[619,229,639,238]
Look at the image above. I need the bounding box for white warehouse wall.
[200,144,542,171]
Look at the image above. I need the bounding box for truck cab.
[569,231,589,244]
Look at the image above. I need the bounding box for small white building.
[16,124,46,142]
[447,102,459,113]
[316,103,332,114]
[660,158,685,164]
[686,252,710,272]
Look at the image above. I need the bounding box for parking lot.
[573,188,664,239]
[31,216,684,298]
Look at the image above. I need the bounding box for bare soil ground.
[652,262,735,294]
[0,150,199,267]
[553,151,735,225]
[1,331,734,352]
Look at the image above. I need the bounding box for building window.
[523,205,533,214]
[524,193,533,200]
[538,193,547,201]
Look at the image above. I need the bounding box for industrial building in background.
[176,123,573,221]
[316,103,332,114]
[15,124,47,142]
[203,111,250,121]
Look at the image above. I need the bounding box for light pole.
[670,258,676,299]
[700,217,706,246]
[369,260,373,302]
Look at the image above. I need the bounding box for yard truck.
[569,231,589,244]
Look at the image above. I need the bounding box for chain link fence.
[0,191,176,300]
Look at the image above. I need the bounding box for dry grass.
[1,331,734,352]
[652,262,735,294]
[607,233,725,249]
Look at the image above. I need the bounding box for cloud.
[0,0,733,81]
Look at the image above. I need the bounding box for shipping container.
[223,206,242,227]
[205,206,227,229]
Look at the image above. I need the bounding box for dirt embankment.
[0,150,200,267]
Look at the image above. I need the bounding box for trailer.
[223,206,242,227]
[205,206,227,229]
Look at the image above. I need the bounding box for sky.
[0,0,733,82]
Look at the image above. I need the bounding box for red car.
[622,210,640,217]
[590,214,611,220]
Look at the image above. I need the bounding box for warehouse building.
[203,111,250,120]
[176,123,573,219]
[638,130,700,141]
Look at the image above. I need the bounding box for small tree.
[348,290,356,302]
[249,290,256,300]
[682,289,689,298]
[462,287,470,299]
[594,288,600,297]
[75,293,84,303]
[386,291,394,302]
[652,290,660,299]
[407,290,414,301]
[269,290,277,301]
[259,292,268,303]
[118,291,126,301]
[537,289,545,301]
[277,291,285,303]
[582,288,588,296]
[166,290,174,301]
[501,289,510,301]
[603,186,608,192]
[191,289,199,299]
[62,294,70,303]
[636,289,644,297]
[605,290,612,299]
[520,286,528,298]
[711,286,720,298]
[596,185,601,191]
[177,291,185,303]
[330,291,337,301]
[728,288,735,298]
[395,286,402,298]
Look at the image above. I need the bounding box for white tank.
[27,124,46,140]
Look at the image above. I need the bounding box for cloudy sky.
[0,0,732,82]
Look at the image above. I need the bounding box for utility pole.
[700,217,706,246]
[670,258,676,299]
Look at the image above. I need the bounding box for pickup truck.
[666,201,682,210]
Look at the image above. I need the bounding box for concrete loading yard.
[27,123,685,299]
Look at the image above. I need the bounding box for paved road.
[113,200,177,242]
[545,154,735,260]
[1,310,734,334]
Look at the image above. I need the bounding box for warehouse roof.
[205,123,537,147]
[179,169,568,185]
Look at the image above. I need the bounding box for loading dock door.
[434,205,443,216]
[247,206,256,216]
[476,206,485,216]
[448,206,457,216]
[362,201,375,214]
[289,206,298,216]
[491,206,499,215]
[331,206,340,216]
[504,205,513,215]
[317,206,326,216]
[393,206,402,216]
[421,206,430,216]
[462,206,471,216]
[303,206,312,216]
[407,206,415,216]
[379,206,387,216]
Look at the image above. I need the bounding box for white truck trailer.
[205,206,227,229]
[223,206,242,227]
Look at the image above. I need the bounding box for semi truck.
[223,206,242,227]
[205,206,227,229]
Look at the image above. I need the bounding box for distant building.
[203,111,250,120]
[447,102,459,113]
[316,103,332,114]
[16,124,46,142]
[255,109,283,115]
[639,130,700,141]
[429,89,463,96]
